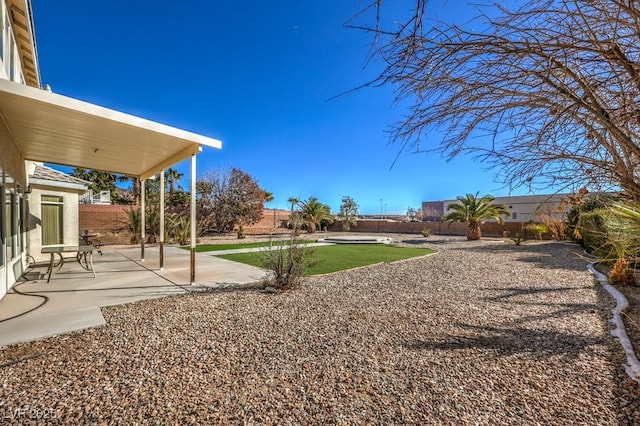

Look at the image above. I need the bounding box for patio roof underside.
[0,78,222,180]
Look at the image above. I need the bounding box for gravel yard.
[2,236,640,424]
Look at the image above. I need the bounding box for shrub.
[609,258,636,286]
[525,223,548,240]
[421,227,432,238]
[165,213,201,245]
[260,234,315,290]
[236,222,246,239]
[124,208,141,244]
[510,232,525,246]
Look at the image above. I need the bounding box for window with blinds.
[41,195,64,246]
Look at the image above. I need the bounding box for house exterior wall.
[421,201,444,222]
[27,187,80,262]
[442,194,568,223]
[0,0,35,299]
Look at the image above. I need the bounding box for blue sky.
[32,1,522,215]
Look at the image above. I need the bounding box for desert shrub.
[577,209,610,258]
[145,207,160,243]
[165,213,201,245]
[124,208,141,244]
[609,258,636,286]
[510,232,525,246]
[421,227,432,238]
[260,235,315,290]
[525,223,548,240]
[565,193,618,245]
[236,222,246,239]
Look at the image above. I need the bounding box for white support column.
[190,154,197,285]
[159,170,165,270]
[140,179,146,261]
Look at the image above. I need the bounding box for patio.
[0,246,266,346]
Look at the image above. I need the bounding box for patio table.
[42,245,97,283]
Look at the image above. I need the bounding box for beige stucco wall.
[27,187,80,263]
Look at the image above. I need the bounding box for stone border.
[588,263,640,381]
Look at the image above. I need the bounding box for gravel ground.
[2,235,640,424]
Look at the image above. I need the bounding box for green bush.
[525,223,548,240]
[124,208,141,244]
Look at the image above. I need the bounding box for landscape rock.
[1,236,638,424]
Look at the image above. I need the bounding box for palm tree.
[117,175,140,205]
[287,196,301,230]
[263,191,274,203]
[165,168,184,207]
[299,197,334,233]
[442,192,510,240]
[287,196,299,212]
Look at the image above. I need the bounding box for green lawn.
[185,240,314,252]
[217,244,436,275]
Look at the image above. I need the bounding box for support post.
[159,170,165,270]
[141,179,145,261]
[190,154,197,285]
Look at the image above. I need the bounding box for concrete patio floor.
[0,246,267,347]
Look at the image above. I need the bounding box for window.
[41,195,64,246]
[511,212,518,220]
[7,32,14,81]
[17,195,23,253]
[5,191,14,259]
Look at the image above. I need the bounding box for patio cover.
[0,77,222,284]
[0,77,222,179]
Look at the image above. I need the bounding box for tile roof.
[31,164,89,187]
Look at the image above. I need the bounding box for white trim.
[588,264,640,381]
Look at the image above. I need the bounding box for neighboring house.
[424,193,569,223]
[79,190,113,205]
[27,163,88,263]
[0,0,221,302]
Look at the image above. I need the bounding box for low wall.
[328,220,549,239]
[80,207,548,243]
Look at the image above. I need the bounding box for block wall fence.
[327,220,547,239]
[79,204,552,244]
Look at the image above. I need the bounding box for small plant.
[421,227,432,238]
[124,208,141,244]
[510,232,525,246]
[261,213,315,291]
[260,235,315,290]
[609,258,636,286]
[525,223,548,240]
[166,213,201,246]
[236,222,246,239]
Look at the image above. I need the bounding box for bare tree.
[197,168,266,235]
[354,0,640,200]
